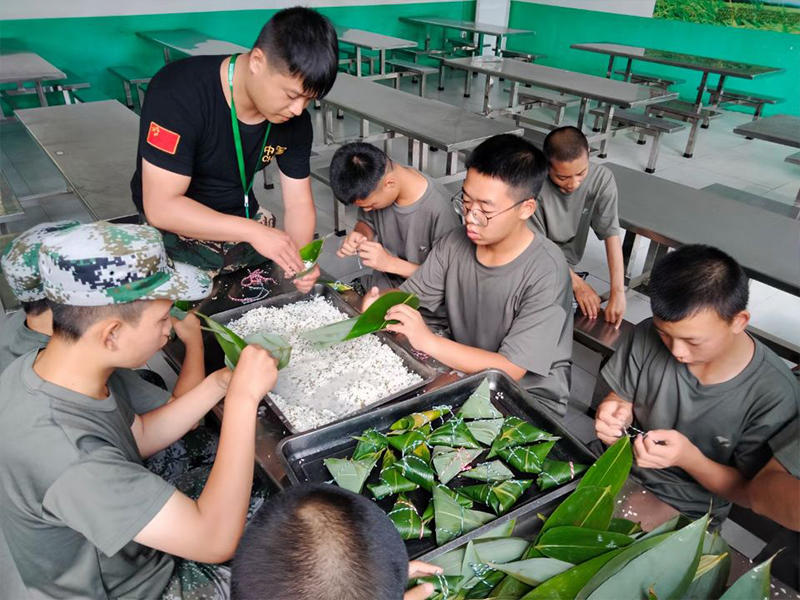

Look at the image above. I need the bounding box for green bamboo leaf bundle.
[541,485,614,535]
[487,557,574,586]
[396,452,436,491]
[300,291,420,346]
[391,405,452,431]
[576,436,632,499]
[465,418,504,446]
[367,449,418,500]
[463,567,505,599]
[423,486,475,521]
[488,417,560,458]
[498,440,557,474]
[387,427,430,455]
[244,332,292,371]
[462,461,515,482]
[520,548,624,600]
[388,494,431,540]
[534,526,634,564]
[411,574,463,599]
[536,459,589,491]
[458,480,533,515]
[323,454,379,494]
[432,446,484,485]
[295,238,324,278]
[458,378,502,419]
[428,416,482,449]
[433,484,495,545]
[718,555,772,600]
[352,428,389,460]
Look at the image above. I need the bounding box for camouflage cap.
[1,220,81,302]
[38,222,212,306]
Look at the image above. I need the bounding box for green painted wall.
[0,1,475,113]
[507,1,799,116]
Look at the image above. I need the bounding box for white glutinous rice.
[226,296,422,432]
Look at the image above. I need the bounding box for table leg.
[464,67,472,98]
[163,47,171,63]
[576,97,589,130]
[605,55,615,78]
[322,104,333,144]
[703,74,726,129]
[34,82,48,107]
[683,71,709,158]
[379,49,387,76]
[483,74,494,115]
[495,34,504,56]
[598,104,615,158]
[623,59,633,81]
[420,142,430,172]
[508,81,519,109]
[356,48,363,78]
[409,138,421,169]
[360,118,369,139]
[621,231,640,284]
[477,33,485,57]
[446,151,458,176]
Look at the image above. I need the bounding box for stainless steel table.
[0,45,65,107]
[733,114,800,149]
[606,162,800,297]
[400,16,533,56]
[335,26,417,77]
[137,29,248,63]
[571,42,783,157]
[0,170,25,230]
[14,101,140,222]
[442,56,676,156]
[321,73,523,180]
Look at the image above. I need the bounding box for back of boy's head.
[650,244,749,323]
[232,484,409,600]
[465,134,548,199]
[543,126,589,164]
[38,221,212,342]
[1,220,81,317]
[329,142,390,205]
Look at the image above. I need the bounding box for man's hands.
[358,241,395,272]
[595,398,634,445]
[573,275,602,320]
[248,225,304,279]
[404,561,443,600]
[225,345,278,406]
[337,231,368,258]
[633,430,697,470]
[172,312,203,348]
[604,289,627,330]
[293,264,319,294]
[385,304,435,352]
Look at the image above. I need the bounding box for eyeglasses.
[451,191,529,227]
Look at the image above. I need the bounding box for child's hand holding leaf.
[385,303,433,351]
[172,311,203,348]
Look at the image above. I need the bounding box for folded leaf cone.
[324,454,379,494]
[388,427,430,455]
[391,406,452,431]
[498,440,557,474]
[396,452,436,491]
[388,494,431,540]
[465,418,504,446]
[461,461,515,482]
[433,484,495,545]
[296,238,324,278]
[489,417,559,458]
[432,446,483,485]
[458,480,533,515]
[537,459,589,491]
[352,428,389,460]
[367,449,418,500]
[429,416,482,449]
[458,378,502,419]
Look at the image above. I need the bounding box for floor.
[1,67,797,566]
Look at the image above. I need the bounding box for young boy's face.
[461,170,535,246]
[354,174,397,212]
[653,309,748,366]
[109,299,175,368]
[548,153,589,195]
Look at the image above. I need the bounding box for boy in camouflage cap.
[0,222,279,599]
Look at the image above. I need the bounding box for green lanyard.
[228,53,271,219]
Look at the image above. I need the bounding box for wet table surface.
[137,29,248,57]
[335,27,417,52]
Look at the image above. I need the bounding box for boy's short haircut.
[650,244,749,323]
[50,301,149,343]
[543,126,590,163]
[329,142,390,205]
[20,299,49,317]
[465,134,548,200]
[231,484,409,600]
[254,7,339,99]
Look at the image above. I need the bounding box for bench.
[446,37,486,55]
[516,88,581,125]
[386,59,438,96]
[702,183,800,220]
[702,86,783,121]
[1,70,91,109]
[0,170,25,231]
[107,65,152,110]
[340,48,379,76]
[70,86,111,104]
[136,82,148,108]
[644,99,722,137]
[785,151,800,167]
[573,307,635,366]
[589,107,686,173]
[614,69,685,89]
[748,326,800,366]
[501,49,547,63]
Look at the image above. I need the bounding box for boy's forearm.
[386,256,419,279]
[679,446,750,508]
[605,236,626,293]
[137,374,226,457]
[421,335,526,381]
[173,340,205,398]
[749,461,800,531]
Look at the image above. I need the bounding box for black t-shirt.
[130,55,313,218]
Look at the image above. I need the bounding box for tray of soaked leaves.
[277,370,597,559]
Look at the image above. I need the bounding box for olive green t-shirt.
[769,417,800,478]
[602,319,800,522]
[530,162,620,266]
[400,228,574,416]
[0,351,176,599]
[0,311,170,413]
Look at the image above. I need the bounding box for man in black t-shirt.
[130,7,338,289]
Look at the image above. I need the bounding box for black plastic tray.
[277,370,596,559]
[208,283,438,434]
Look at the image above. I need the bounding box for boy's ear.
[100,320,123,351]
[730,310,750,334]
[519,198,537,220]
[382,172,396,190]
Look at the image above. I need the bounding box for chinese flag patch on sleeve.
[146,122,181,155]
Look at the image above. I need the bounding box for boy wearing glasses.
[364,134,574,416]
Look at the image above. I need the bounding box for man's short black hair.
[543,126,590,163]
[254,7,339,99]
[465,133,548,200]
[21,299,49,317]
[50,301,149,342]
[231,484,409,600]
[650,245,749,323]
[329,142,390,206]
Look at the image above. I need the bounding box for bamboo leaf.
[498,441,557,474]
[458,480,534,515]
[462,461,515,482]
[367,449,418,500]
[412,575,463,599]
[388,494,431,540]
[639,515,681,541]
[488,558,574,586]
[476,519,517,540]
[387,428,430,455]
[391,405,452,431]
[488,417,559,458]
[433,446,484,485]
[433,484,496,546]
[473,538,531,564]
[324,454,379,494]
[541,485,614,535]
[458,378,502,419]
[295,238,324,278]
[535,526,634,564]
[429,416,483,449]
[536,459,589,491]
[576,436,632,499]
[244,332,292,370]
[396,452,436,492]
[686,532,731,599]
[430,548,467,576]
[521,548,624,600]
[463,567,505,599]
[352,428,389,460]
[718,555,773,600]
[608,517,643,536]
[197,312,247,368]
[297,317,357,346]
[465,418,505,446]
